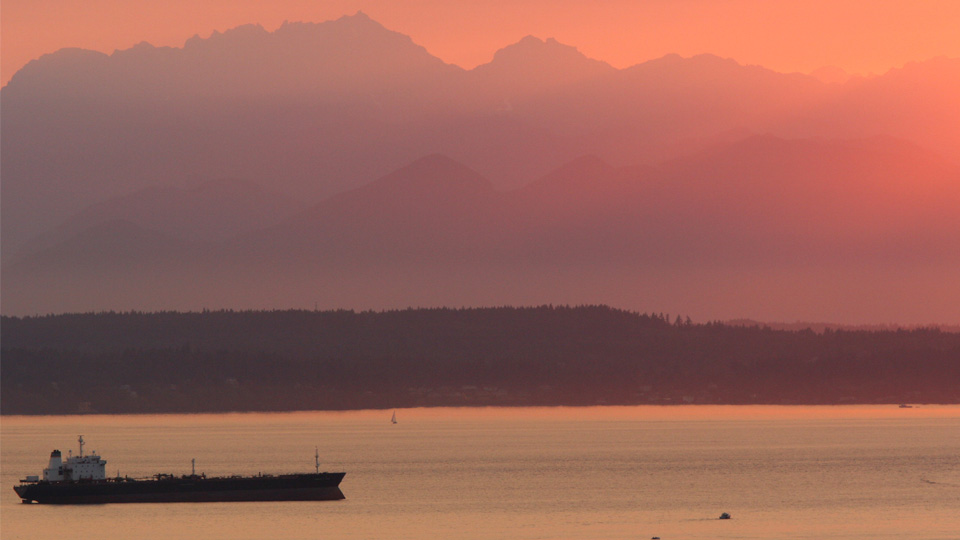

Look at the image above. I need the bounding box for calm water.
[2,406,959,539]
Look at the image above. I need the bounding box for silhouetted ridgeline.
[2,306,958,414]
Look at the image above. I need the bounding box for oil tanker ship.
[14,436,345,504]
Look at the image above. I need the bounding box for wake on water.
[921,477,960,487]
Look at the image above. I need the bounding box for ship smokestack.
[44,450,64,481]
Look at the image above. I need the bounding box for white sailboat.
[391,411,398,424]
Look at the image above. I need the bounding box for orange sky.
[3,0,959,86]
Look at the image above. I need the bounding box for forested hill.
[2,306,958,414]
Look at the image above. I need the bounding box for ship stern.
[14,484,35,503]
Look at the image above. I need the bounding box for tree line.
[2,306,958,414]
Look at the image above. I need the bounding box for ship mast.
[78,435,85,457]
[315,447,320,474]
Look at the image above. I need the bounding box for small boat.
[391,411,398,424]
[899,404,913,408]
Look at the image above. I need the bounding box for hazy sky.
[3,0,959,85]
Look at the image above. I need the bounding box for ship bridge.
[43,436,107,481]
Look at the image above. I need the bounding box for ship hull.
[15,473,345,504]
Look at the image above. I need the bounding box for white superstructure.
[42,436,107,482]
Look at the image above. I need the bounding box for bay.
[2,406,959,539]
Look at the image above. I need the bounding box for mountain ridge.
[5,135,958,321]
[2,14,958,322]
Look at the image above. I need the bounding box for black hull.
[15,473,345,504]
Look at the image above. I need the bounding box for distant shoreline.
[4,403,959,421]
[4,306,958,415]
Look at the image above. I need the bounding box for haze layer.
[2,13,958,323]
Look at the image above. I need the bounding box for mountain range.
[4,135,958,321]
[2,13,958,322]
